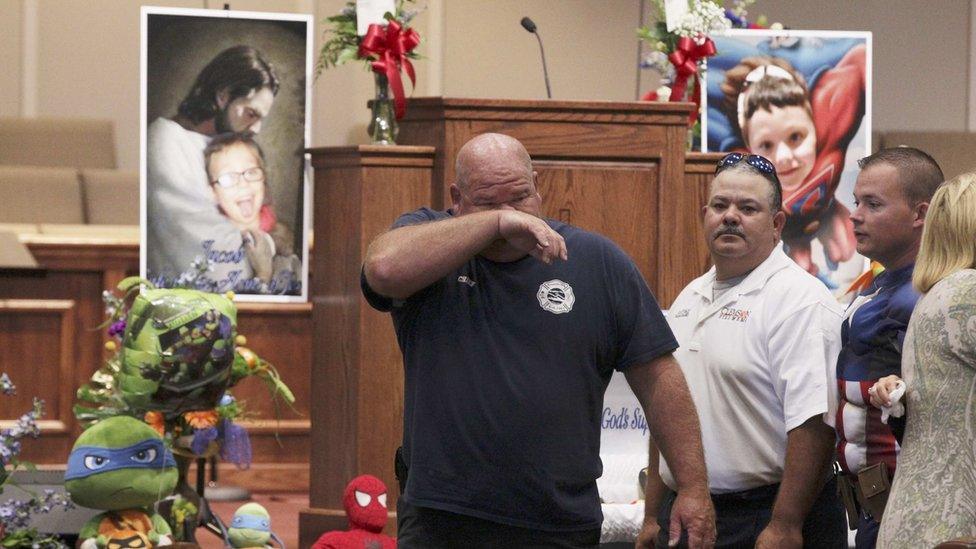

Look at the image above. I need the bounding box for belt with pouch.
[835,461,891,525]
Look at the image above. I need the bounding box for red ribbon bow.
[358,20,420,120]
[667,36,717,124]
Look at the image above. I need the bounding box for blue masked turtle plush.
[227,502,283,548]
[65,415,178,548]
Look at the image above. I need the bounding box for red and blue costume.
[707,39,867,281]
[834,264,917,547]
[780,45,865,269]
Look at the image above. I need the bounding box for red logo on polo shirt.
[719,307,749,322]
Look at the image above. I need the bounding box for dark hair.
[204,132,267,199]
[178,46,279,124]
[721,56,812,145]
[858,147,944,205]
[715,153,783,211]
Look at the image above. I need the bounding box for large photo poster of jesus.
[704,30,871,294]
[141,7,312,302]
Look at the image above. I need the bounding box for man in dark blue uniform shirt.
[833,147,944,548]
[362,133,715,548]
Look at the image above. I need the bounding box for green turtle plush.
[65,415,178,548]
[228,502,282,548]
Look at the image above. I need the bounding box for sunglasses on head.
[715,152,778,177]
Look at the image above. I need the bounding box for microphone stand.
[533,30,552,99]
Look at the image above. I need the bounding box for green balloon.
[120,289,237,418]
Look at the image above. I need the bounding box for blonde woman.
[872,173,976,547]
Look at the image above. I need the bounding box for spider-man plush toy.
[312,475,396,549]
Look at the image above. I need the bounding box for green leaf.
[336,47,360,65]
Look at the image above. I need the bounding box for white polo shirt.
[661,247,842,493]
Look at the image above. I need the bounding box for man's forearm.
[642,440,670,523]
[363,211,501,298]
[770,416,835,527]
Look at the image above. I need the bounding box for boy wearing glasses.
[204,132,300,293]
[642,153,847,548]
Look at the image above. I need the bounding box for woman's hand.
[868,375,903,408]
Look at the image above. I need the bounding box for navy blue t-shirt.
[362,208,677,531]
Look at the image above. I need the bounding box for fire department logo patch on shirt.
[537,279,575,314]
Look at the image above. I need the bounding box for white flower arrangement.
[638,0,731,89]
[673,1,731,41]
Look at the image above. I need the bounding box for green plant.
[316,0,422,76]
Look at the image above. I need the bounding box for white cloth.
[597,372,649,542]
[661,247,842,493]
[871,379,906,423]
[600,501,646,542]
[146,117,251,286]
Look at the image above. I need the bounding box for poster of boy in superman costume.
[704,30,871,293]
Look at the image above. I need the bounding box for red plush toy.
[312,474,396,549]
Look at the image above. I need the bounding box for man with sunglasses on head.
[640,153,847,548]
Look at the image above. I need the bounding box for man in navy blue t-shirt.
[362,133,715,548]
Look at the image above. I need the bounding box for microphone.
[520,16,552,99]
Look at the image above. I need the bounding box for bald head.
[450,133,542,219]
[455,133,533,192]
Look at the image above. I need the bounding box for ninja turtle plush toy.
[65,415,178,548]
[227,502,283,548]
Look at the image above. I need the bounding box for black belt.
[710,483,780,504]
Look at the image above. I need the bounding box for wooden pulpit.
[300,146,435,543]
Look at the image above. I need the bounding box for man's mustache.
[715,225,744,238]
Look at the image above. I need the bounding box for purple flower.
[108,319,127,337]
[724,8,748,28]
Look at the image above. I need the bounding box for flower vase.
[367,72,398,145]
[688,65,705,151]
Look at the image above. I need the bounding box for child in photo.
[710,40,866,287]
[204,132,301,293]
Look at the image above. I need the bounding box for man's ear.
[913,201,929,228]
[772,209,787,237]
[449,184,462,215]
[216,88,230,110]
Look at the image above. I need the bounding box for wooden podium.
[300,146,435,543]
[397,97,697,306]
[300,99,700,544]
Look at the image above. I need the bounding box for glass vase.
[367,72,398,145]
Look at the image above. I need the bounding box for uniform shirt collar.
[692,246,792,301]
